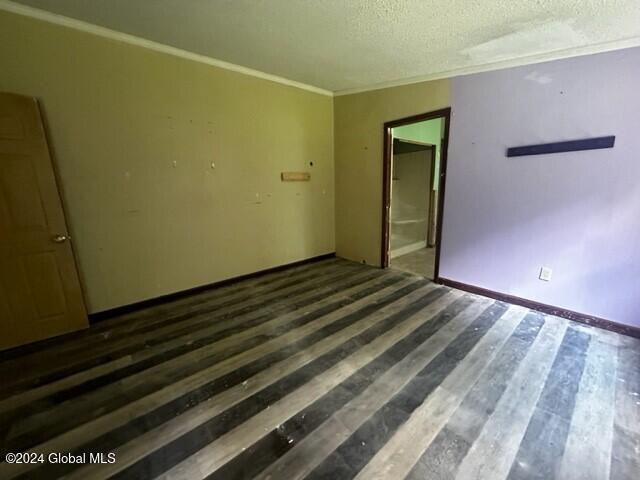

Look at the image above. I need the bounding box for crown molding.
[334,36,640,96]
[0,0,333,97]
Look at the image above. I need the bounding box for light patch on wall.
[462,20,589,64]
[524,71,553,84]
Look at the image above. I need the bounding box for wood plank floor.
[0,257,638,480]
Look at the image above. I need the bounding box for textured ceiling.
[7,0,640,93]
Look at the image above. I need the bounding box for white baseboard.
[390,241,427,259]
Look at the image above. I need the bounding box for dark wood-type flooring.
[0,257,638,479]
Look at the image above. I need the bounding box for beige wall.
[0,10,335,313]
[334,81,449,266]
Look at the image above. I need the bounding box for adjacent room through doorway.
[383,110,450,280]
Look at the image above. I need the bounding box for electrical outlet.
[539,266,553,282]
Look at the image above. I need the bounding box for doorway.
[381,108,451,280]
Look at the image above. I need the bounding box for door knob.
[52,234,69,243]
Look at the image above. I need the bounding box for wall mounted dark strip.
[506,136,615,157]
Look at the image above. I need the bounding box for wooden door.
[0,92,87,351]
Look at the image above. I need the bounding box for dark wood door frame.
[381,107,451,281]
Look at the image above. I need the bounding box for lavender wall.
[441,47,640,328]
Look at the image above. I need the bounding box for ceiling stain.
[461,20,589,63]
